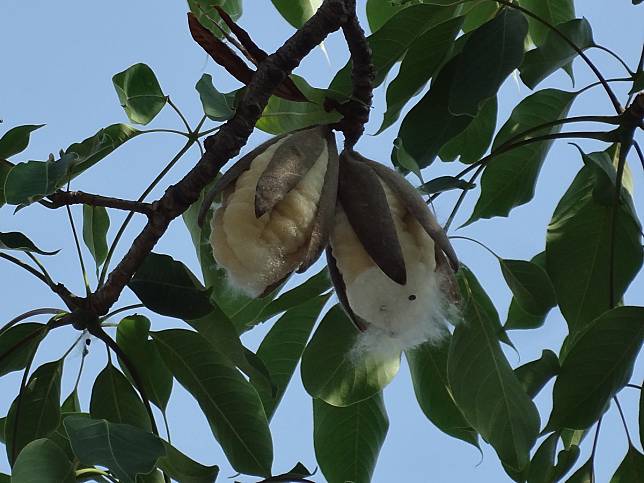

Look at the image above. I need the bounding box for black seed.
[408,295,417,301]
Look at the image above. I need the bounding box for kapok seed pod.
[325,246,367,332]
[337,151,407,285]
[208,125,338,297]
[353,152,459,271]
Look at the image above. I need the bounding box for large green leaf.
[0,125,43,159]
[313,393,388,483]
[466,89,577,224]
[188,0,242,38]
[270,0,322,28]
[610,446,644,483]
[256,75,340,135]
[128,252,214,320]
[527,433,559,483]
[406,337,479,447]
[546,306,644,431]
[11,438,75,483]
[90,362,151,431]
[153,329,273,476]
[546,163,642,332]
[112,63,166,125]
[5,360,63,465]
[157,442,219,483]
[449,8,527,116]
[448,268,540,472]
[0,231,58,255]
[378,16,463,133]
[253,295,328,419]
[116,315,173,411]
[329,3,465,97]
[64,416,164,483]
[500,258,557,316]
[518,0,575,46]
[514,350,560,399]
[520,19,594,89]
[365,0,407,32]
[82,205,110,271]
[195,74,236,122]
[439,96,498,164]
[0,323,45,377]
[301,305,400,407]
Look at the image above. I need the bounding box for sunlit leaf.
[82,206,109,270]
[0,125,44,159]
[406,337,479,447]
[270,0,322,28]
[11,438,75,483]
[546,306,644,431]
[301,305,400,407]
[518,0,575,46]
[313,393,388,483]
[112,63,166,125]
[153,329,273,476]
[514,350,560,399]
[195,74,236,122]
[5,360,62,464]
[64,416,164,483]
[0,323,45,378]
[128,252,214,320]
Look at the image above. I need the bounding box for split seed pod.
[328,150,459,351]
[205,125,338,297]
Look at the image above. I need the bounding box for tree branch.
[89,0,356,315]
[48,190,154,215]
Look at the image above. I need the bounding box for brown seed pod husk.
[338,151,407,285]
[326,246,367,331]
[353,152,459,271]
[254,125,328,218]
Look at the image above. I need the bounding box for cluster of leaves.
[1,0,643,482]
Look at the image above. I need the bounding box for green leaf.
[0,231,58,255]
[518,0,575,46]
[418,176,476,195]
[61,390,81,413]
[448,267,540,472]
[0,125,44,159]
[546,164,642,332]
[365,0,406,32]
[47,412,90,463]
[449,8,528,116]
[329,3,465,98]
[0,159,13,206]
[546,306,644,431]
[0,323,45,377]
[64,416,164,483]
[378,16,463,133]
[466,89,577,224]
[65,123,141,177]
[461,1,499,33]
[3,152,76,206]
[313,393,388,483]
[11,438,75,483]
[554,445,581,481]
[0,417,5,444]
[500,259,557,316]
[153,329,273,476]
[116,315,173,411]
[256,75,340,135]
[270,0,322,28]
[301,305,400,407]
[90,362,151,431]
[610,446,644,483]
[406,337,479,447]
[253,295,328,419]
[514,350,560,399]
[195,74,236,122]
[157,442,219,483]
[128,252,214,320]
[112,63,166,125]
[565,458,592,483]
[439,96,498,164]
[391,137,422,179]
[82,206,109,270]
[188,0,242,38]
[527,433,559,483]
[520,19,594,89]
[0,474,6,483]
[5,360,63,465]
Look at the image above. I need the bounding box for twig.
[167,98,193,134]
[634,142,644,171]
[48,191,153,215]
[100,303,145,323]
[613,396,633,446]
[0,307,64,336]
[444,165,484,232]
[593,45,635,75]
[65,202,90,296]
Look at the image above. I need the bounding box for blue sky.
[1,1,642,481]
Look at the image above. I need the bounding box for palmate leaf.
[448,267,540,472]
[112,63,166,125]
[153,329,273,477]
[313,393,388,483]
[11,438,75,483]
[301,305,400,407]
[546,306,644,431]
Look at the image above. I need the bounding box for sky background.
[1,1,643,482]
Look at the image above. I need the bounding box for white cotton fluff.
[331,181,451,355]
[210,138,329,297]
